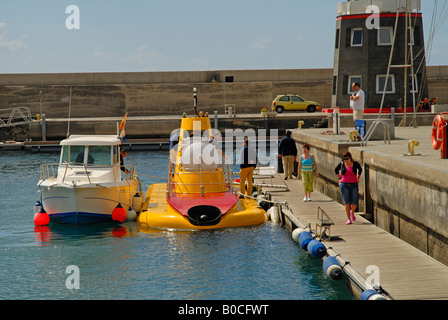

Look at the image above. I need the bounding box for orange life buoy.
[432,113,448,150]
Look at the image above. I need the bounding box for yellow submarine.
[137,113,268,230]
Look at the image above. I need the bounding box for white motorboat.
[37,135,142,224]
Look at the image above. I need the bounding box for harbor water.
[0,150,353,300]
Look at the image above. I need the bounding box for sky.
[0,0,447,74]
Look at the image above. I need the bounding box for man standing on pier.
[278,131,298,180]
[239,137,257,197]
[350,82,365,121]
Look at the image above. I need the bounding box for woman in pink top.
[334,151,363,225]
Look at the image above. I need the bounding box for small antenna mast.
[67,86,73,138]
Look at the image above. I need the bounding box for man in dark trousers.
[239,137,257,196]
[278,130,297,180]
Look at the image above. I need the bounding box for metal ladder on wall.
[361,120,391,146]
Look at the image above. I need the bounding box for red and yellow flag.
[119,113,127,131]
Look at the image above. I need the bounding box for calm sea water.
[0,150,353,300]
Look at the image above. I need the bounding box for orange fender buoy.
[112,203,127,222]
[34,208,50,226]
[431,113,448,150]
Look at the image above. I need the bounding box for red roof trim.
[336,13,421,21]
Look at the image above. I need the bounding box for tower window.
[376,74,395,94]
[413,26,421,46]
[410,75,418,93]
[348,76,362,94]
[332,76,337,95]
[335,29,340,49]
[351,28,363,47]
[378,27,393,45]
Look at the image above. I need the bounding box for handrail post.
[361,120,391,146]
[83,164,91,184]
[62,163,68,183]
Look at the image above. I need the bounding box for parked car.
[271,94,320,113]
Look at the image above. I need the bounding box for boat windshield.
[61,145,112,165]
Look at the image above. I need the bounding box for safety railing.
[361,120,391,146]
[166,138,241,197]
[0,107,33,128]
[40,163,137,184]
[167,162,235,197]
[337,0,421,16]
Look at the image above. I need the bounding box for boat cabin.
[57,135,126,184]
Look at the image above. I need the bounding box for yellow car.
[271,94,320,113]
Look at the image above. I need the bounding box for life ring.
[431,113,448,150]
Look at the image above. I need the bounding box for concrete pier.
[284,122,448,268]
[249,116,448,299]
[260,173,448,299]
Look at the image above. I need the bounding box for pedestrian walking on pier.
[278,131,298,180]
[335,151,362,225]
[239,137,257,197]
[298,144,319,201]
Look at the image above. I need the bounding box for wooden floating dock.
[260,173,448,300]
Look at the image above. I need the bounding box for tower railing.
[337,0,421,16]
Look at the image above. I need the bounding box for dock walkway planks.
[259,172,448,300]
